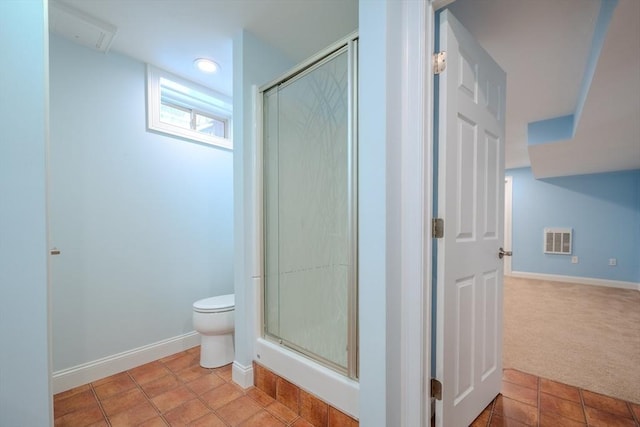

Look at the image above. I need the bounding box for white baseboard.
[509,271,640,291]
[232,361,254,389]
[52,332,200,394]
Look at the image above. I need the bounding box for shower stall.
[260,33,358,379]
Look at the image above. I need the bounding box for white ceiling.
[49,0,639,178]
[51,0,358,98]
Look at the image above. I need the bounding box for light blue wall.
[358,1,391,425]
[232,30,293,368]
[509,167,640,283]
[49,35,234,371]
[0,1,53,425]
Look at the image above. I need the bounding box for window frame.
[147,65,233,149]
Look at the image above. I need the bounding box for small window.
[147,65,232,149]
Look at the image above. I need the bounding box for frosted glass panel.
[264,48,351,370]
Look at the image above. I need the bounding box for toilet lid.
[193,294,235,313]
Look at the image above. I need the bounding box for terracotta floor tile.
[300,389,328,427]
[151,385,196,413]
[469,410,490,427]
[140,374,181,398]
[470,403,493,427]
[582,389,633,418]
[100,387,148,417]
[291,418,315,427]
[276,377,300,413]
[630,403,640,422]
[539,392,585,423]
[493,396,537,425]
[328,406,358,427]
[246,386,276,407]
[129,361,172,385]
[189,412,228,427]
[501,381,538,407]
[502,369,538,391]
[539,378,581,403]
[54,389,100,418]
[185,372,226,396]
[93,373,136,400]
[239,410,287,427]
[159,350,188,364]
[266,400,299,424]
[214,363,233,382]
[174,364,212,383]
[163,398,210,425]
[137,416,168,427]
[163,352,199,373]
[584,406,637,427]
[54,384,91,403]
[108,401,158,427]
[539,412,586,427]
[85,421,109,427]
[201,382,245,410]
[53,405,105,427]
[92,371,128,387]
[489,414,530,426]
[217,395,263,426]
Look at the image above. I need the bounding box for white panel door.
[435,10,506,427]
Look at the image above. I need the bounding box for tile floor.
[54,347,640,427]
[54,347,349,426]
[470,369,640,427]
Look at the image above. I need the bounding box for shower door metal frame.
[257,32,359,380]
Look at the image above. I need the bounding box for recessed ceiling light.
[194,58,219,74]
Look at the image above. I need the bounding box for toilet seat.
[193,294,234,313]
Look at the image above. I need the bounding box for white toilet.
[192,294,235,368]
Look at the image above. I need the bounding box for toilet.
[192,294,235,368]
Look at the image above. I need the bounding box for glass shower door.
[263,40,357,376]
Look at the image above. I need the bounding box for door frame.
[393,1,434,426]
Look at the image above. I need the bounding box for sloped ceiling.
[449,0,640,177]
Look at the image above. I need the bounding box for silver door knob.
[498,247,512,259]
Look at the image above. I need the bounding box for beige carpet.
[503,276,640,404]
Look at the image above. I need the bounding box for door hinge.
[431,378,443,400]
[433,51,447,75]
[432,218,444,238]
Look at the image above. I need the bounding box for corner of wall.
[231,361,254,389]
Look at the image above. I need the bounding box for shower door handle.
[498,247,512,259]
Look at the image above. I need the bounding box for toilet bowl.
[192,294,235,368]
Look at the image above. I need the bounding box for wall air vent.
[49,1,118,53]
[544,228,572,255]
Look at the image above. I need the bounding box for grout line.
[88,382,112,427]
[124,369,170,426]
[486,397,496,426]
[630,401,640,426]
[578,388,590,427]
[628,401,640,426]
